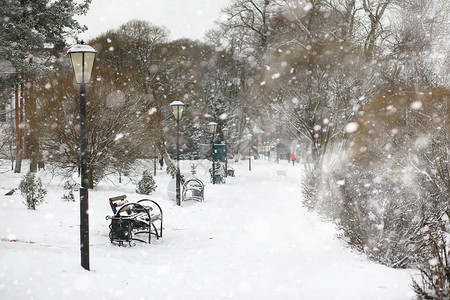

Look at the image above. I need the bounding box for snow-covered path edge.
[0,159,416,299]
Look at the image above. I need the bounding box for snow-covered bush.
[334,167,435,268]
[332,88,450,271]
[136,170,157,195]
[61,189,75,202]
[412,222,450,299]
[411,137,450,298]
[18,172,47,210]
[301,169,319,211]
[302,166,343,219]
[61,180,75,202]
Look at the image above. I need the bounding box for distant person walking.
[159,156,164,170]
[290,153,296,166]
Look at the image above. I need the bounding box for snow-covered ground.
[0,158,416,299]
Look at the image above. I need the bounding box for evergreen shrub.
[136,170,157,195]
[19,172,47,210]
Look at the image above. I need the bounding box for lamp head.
[67,44,97,85]
[208,122,218,133]
[170,100,185,121]
[222,127,229,139]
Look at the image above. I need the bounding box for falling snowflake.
[271,73,280,79]
[304,2,313,11]
[114,133,124,141]
[410,101,423,110]
[345,122,359,133]
[428,257,439,266]
[148,107,157,115]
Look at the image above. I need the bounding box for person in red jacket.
[290,153,296,166]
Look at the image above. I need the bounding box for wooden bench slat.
[109,195,127,202]
[112,200,127,207]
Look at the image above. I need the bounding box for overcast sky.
[76,0,231,42]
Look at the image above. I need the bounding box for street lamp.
[222,127,229,177]
[170,100,184,206]
[247,133,252,171]
[208,122,218,184]
[68,43,97,271]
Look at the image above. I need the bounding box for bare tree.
[215,0,282,61]
[361,0,393,61]
[389,0,448,88]
[35,65,146,187]
[96,21,181,174]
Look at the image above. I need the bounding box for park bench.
[226,166,235,177]
[182,178,205,202]
[106,195,163,246]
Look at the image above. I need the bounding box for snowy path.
[157,161,414,299]
[0,159,415,299]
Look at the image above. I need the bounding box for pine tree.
[136,170,157,195]
[18,172,47,210]
[0,0,91,173]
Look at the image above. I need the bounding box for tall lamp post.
[170,100,185,206]
[222,127,229,177]
[247,133,252,171]
[208,122,218,184]
[68,43,97,271]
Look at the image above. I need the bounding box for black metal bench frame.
[209,168,225,184]
[182,178,205,202]
[226,166,235,177]
[106,195,163,246]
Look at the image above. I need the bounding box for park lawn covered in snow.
[0,158,416,299]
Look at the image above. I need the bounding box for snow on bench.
[107,195,163,246]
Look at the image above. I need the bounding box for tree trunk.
[14,83,23,173]
[87,169,94,189]
[26,78,39,173]
[160,140,176,176]
[23,58,39,173]
[149,89,176,176]
[362,0,391,61]
[340,0,356,41]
